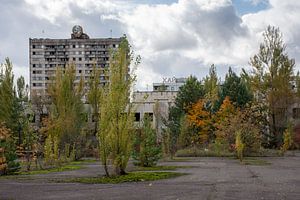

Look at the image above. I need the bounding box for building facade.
[29,25,122,101]
[132,77,186,139]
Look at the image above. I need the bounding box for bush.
[280,126,292,155]
[176,146,234,157]
[133,117,161,167]
[209,139,229,156]
[240,127,261,155]
[0,123,20,175]
[235,130,245,161]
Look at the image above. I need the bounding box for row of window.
[32,63,109,69]
[33,44,118,49]
[42,57,110,62]
[35,51,110,56]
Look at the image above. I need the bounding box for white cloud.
[1,0,300,90]
[242,0,300,66]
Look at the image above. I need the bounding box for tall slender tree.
[0,58,16,133]
[98,37,138,176]
[203,64,219,112]
[0,58,20,172]
[87,64,102,136]
[249,26,295,147]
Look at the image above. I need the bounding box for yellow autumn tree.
[214,96,236,144]
[187,99,210,144]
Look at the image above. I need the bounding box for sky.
[0,0,300,91]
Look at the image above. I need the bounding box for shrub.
[280,126,292,155]
[176,146,234,157]
[133,117,161,167]
[209,138,229,156]
[0,123,20,175]
[235,130,245,162]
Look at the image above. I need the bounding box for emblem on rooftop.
[71,25,89,39]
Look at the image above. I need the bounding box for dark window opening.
[144,113,153,121]
[293,108,300,119]
[135,113,141,122]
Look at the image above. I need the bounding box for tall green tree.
[45,64,85,162]
[249,26,295,147]
[203,64,219,112]
[0,58,16,133]
[87,64,102,136]
[219,67,252,108]
[0,58,20,172]
[167,76,204,156]
[98,37,138,176]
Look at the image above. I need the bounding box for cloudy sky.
[0,0,299,90]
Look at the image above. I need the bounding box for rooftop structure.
[153,77,186,91]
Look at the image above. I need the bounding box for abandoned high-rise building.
[29,25,122,101]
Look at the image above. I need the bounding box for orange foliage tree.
[187,99,211,145]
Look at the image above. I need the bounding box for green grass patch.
[134,165,193,171]
[15,165,83,175]
[0,160,93,178]
[241,158,271,166]
[69,159,98,165]
[163,157,194,162]
[55,171,184,184]
[176,147,234,157]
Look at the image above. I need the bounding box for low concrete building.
[132,77,186,139]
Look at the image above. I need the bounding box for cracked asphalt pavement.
[0,153,299,200]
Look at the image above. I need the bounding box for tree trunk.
[104,161,110,177]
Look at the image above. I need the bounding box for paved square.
[0,153,299,200]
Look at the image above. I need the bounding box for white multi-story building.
[29,25,122,100]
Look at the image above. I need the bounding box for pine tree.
[0,59,20,173]
[219,67,252,108]
[132,116,161,167]
[203,64,219,112]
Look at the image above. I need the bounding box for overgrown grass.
[134,165,193,171]
[241,158,271,166]
[176,147,234,157]
[0,161,89,178]
[163,157,193,162]
[69,159,98,165]
[15,165,83,175]
[55,171,184,184]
